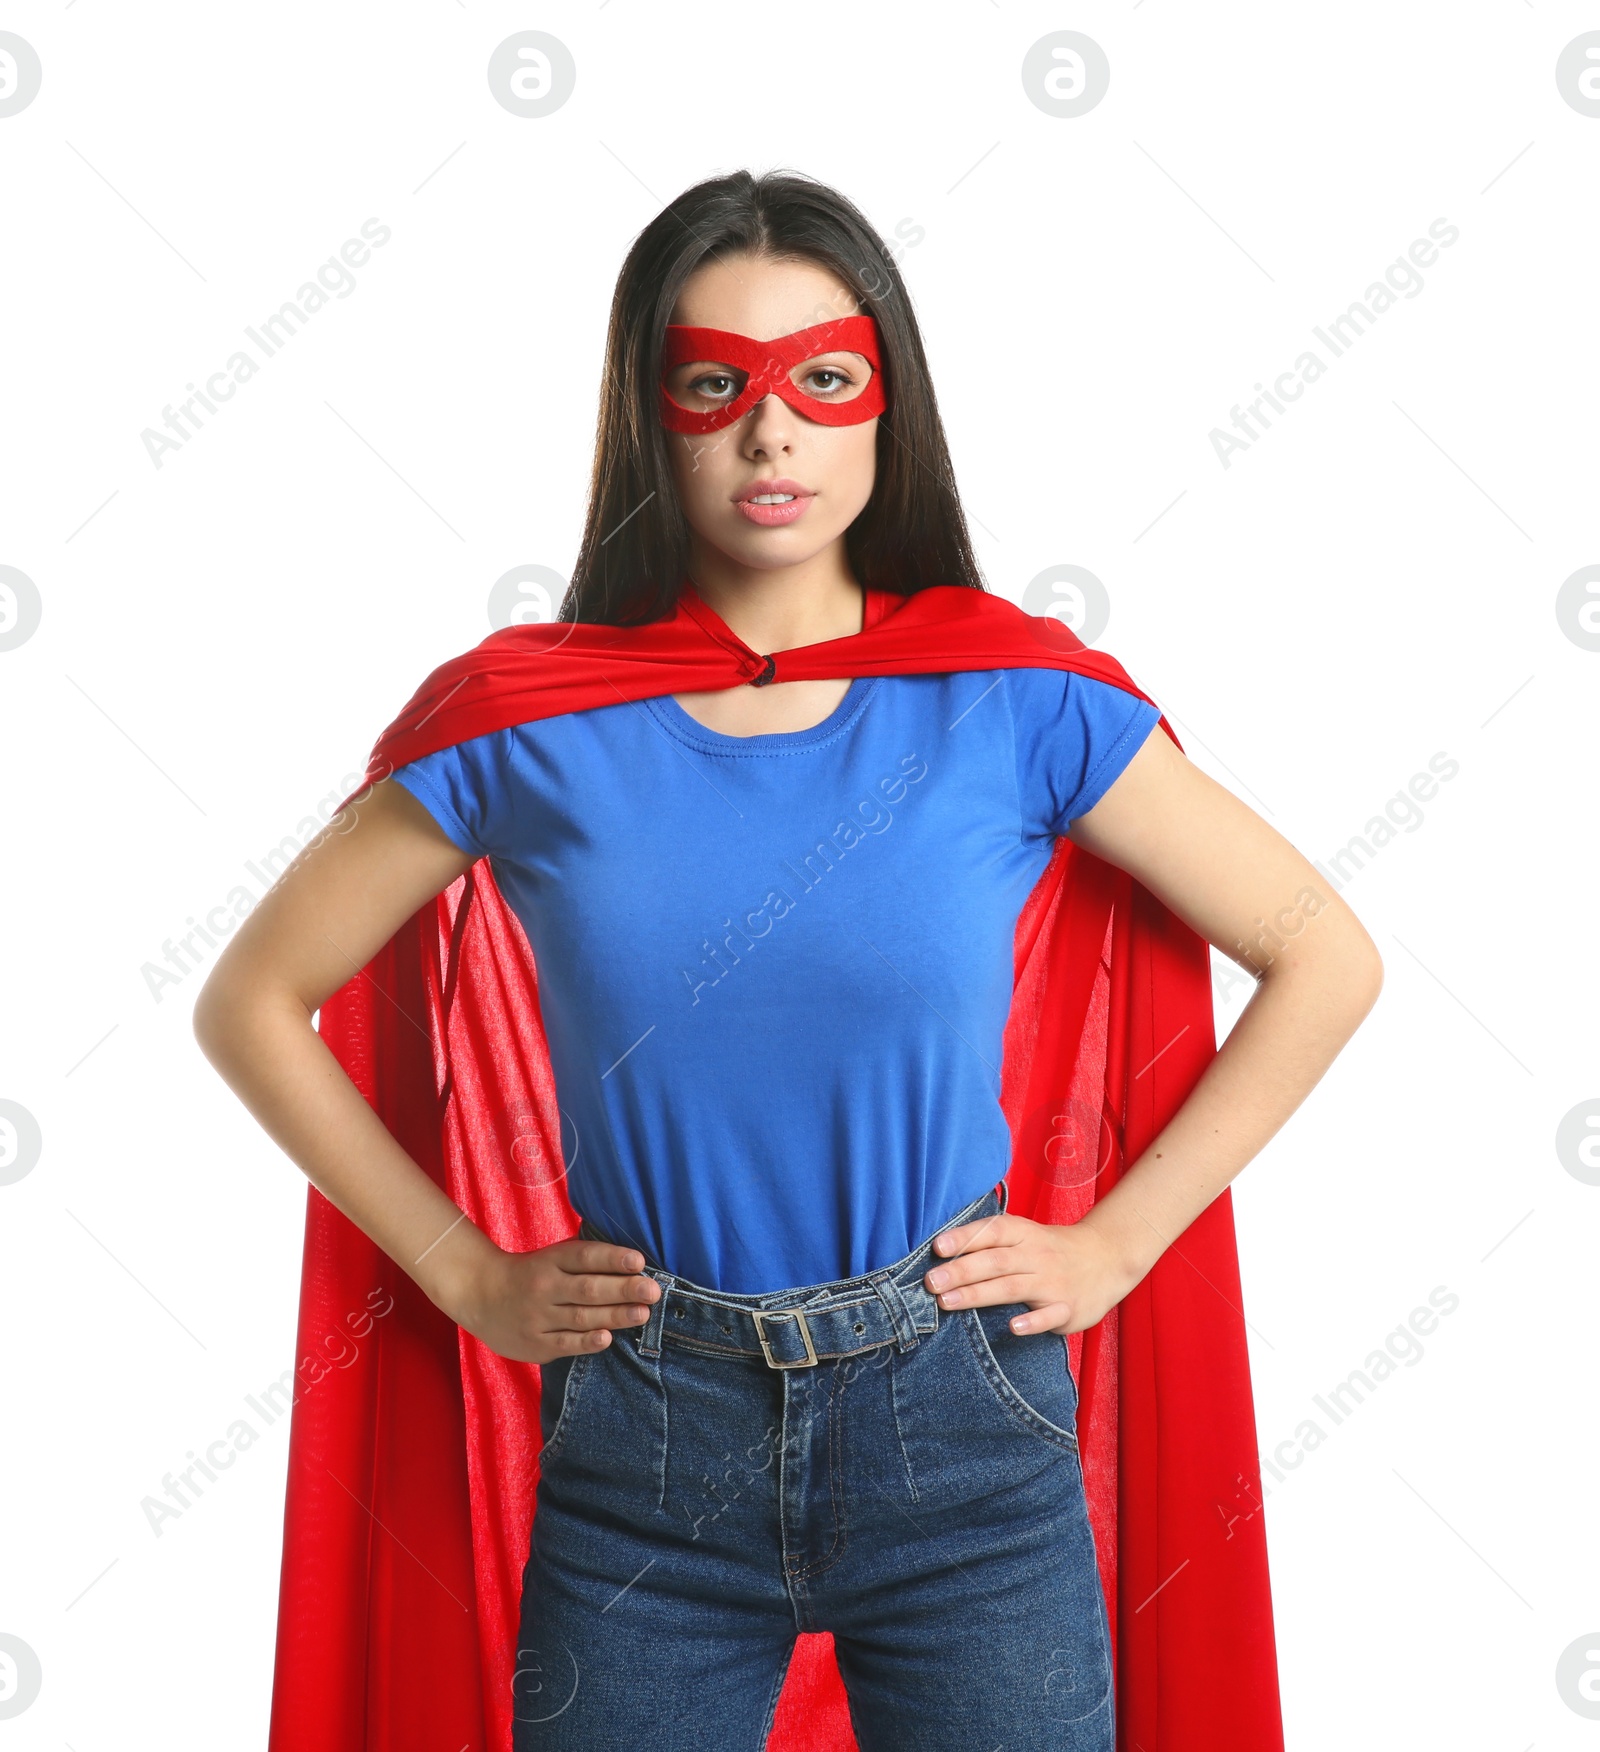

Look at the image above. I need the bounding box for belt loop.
[871,1274,923,1352]
[635,1270,668,1358]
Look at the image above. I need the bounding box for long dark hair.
[560,168,988,626]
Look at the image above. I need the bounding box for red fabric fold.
[266,581,1285,1752]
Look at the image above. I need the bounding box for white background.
[2,3,1597,1747]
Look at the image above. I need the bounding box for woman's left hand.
[923,1211,1141,1336]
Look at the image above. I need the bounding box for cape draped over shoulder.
[266,580,1285,1752]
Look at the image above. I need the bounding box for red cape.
[267,581,1285,1751]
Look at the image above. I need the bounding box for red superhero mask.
[659,314,887,434]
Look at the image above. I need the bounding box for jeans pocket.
[538,1348,593,1461]
[963,1304,1080,1452]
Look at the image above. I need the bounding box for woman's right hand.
[450,1239,663,1366]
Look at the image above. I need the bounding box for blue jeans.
[512,1183,1114,1750]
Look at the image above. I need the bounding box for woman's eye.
[802,367,855,395]
[687,371,740,401]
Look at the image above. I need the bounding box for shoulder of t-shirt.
[999,663,1163,832]
[998,662,1158,722]
[390,724,514,862]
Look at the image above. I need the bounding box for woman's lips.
[732,476,814,528]
[735,492,814,527]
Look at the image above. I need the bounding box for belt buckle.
[752,1308,819,1369]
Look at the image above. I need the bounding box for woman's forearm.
[1076,921,1383,1286]
[194,979,498,1318]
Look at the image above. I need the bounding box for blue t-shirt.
[394,667,1160,1294]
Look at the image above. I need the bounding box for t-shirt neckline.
[653,578,892,750]
[646,673,880,751]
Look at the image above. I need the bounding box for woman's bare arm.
[1065,726,1383,1279]
[191,777,661,1362]
[924,727,1385,1331]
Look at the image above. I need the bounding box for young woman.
[195,170,1382,1751]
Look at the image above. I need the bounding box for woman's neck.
[684,566,865,656]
